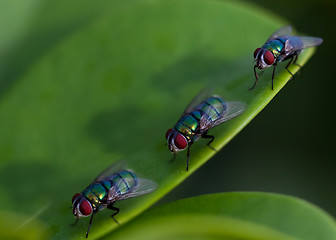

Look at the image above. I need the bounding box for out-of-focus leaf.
[104,192,336,240]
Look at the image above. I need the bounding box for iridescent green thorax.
[83,183,107,209]
[263,38,285,58]
[102,180,112,190]
[175,115,200,141]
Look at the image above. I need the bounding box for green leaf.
[0,210,49,240]
[103,192,336,240]
[0,0,322,239]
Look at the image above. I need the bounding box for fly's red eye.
[165,129,173,139]
[174,134,188,150]
[264,50,275,65]
[254,48,261,58]
[72,193,80,203]
[79,200,92,216]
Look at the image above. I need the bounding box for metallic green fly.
[72,161,157,238]
[252,26,323,90]
[166,90,246,171]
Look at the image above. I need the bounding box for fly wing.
[268,26,292,40]
[93,160,127,183]
[107,178,157,202]
[298,36,323,48]
[284,36,323,53]
[183,87,213,115]
[200,101,246,131]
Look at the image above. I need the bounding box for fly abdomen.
[199,97,226,122]
[110,170,137,195]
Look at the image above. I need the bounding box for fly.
[71,161,157,238]
[166,89,246,171]
[251,26,323,90]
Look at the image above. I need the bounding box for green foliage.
[0,0,328,239]
[105,192,336,240]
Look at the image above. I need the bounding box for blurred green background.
[168,0,336,216]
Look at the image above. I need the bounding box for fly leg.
[107,205,120,225]
[285,55,296,80]
[292,53,303,74]
[202,133,217,152]
[86,213,95,238]
[249,65,259,90]
[186,146,190,171]
[271,64,277,90]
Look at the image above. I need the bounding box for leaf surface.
[104,192,336,240]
